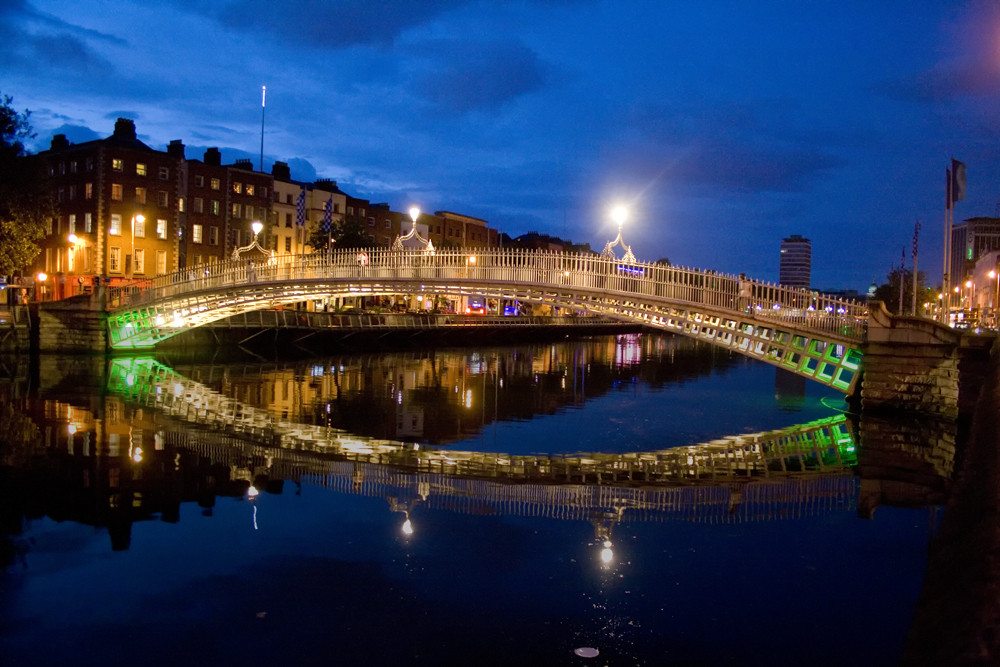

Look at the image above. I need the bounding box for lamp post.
[252,220,263,242]
[130,213,145,280]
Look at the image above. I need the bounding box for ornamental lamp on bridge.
[601,204,637,263]
[231,220,274,263]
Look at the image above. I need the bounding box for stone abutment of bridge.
[860,301,995,420]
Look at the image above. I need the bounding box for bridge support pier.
[860,301,993,419]
[33,295,108,354]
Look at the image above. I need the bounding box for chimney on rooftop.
[113,118,136,139]
[204,147,221,166]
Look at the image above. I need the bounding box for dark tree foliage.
[874,267,936,315]
[306,214,377,251]
[0,93,51,277]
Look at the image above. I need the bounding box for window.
[69,214,76,233]
[210,178,220,190]
[178,197,185,213]
[134,217,146,238]
[112,158,123,172]
[246,184,254,195]
[360,208,365,217]
[285,212,292,228]
[260,186,267,198]
[156,219,167,239]
[69,185,76,200]
[86,158,94,171]
[193,197,203,213]
[110,214,122,235]
[211,200,219,215]
[134,249,145,274]
[333,203,340,214]
[158,191,168,207]
[136,163,147,176]
[85,183,93,200]
[194,174,204,187]
[285,237,291,252]
[59,162,65,175]
[347,206,354,215]
[231,203,241,218]
[192,224,203,243]
[85,213,93,232]
[135,187,146,204]
[384,219,391,229]
[209,227,218,245]
[110,246,121,272]
[57,187,64,203]
[159,166,169,180]
[111,184,123,201]
[286,194,292,204]
[156,250,166,275]
[70,161,78,173]
[233,182,242,194]
[47,217,54,235]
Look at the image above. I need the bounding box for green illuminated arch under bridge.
[106,248,865,392]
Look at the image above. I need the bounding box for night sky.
[4,0,1000,291]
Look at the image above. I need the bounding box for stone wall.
[860,301,993,419]
[33,295,108,354]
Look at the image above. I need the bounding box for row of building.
[30,117,502,299]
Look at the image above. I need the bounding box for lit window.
[177,196,185,212]
[136,163,147,176]
[134,248,145,274]
[85,183,93,200]
[110,184,122,200]
[110,214,122,235]
[112,158,123,171]
[85,213,93,232]
[134,217,146,238]
[156,250,166,275]
[69,214,76,233]
[135,187,146,204]
[246,184,254,195]
[210,178,220,190]
[233,182,242,194]
[211,200,219,215]
[156,219,167,239]
[110,246,121,272]
[231,203,241,218]
[192,224,203,243]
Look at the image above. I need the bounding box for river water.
[0,333,949,665]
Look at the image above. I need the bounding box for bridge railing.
[107,248,866,338]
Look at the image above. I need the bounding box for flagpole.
[899,246,906,314]
[911,220,920,316]
[942,166,951,323]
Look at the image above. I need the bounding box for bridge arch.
[106,248,866,392]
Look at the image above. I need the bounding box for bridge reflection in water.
[106,356,860,548]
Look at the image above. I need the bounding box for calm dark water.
[0,334,944,666]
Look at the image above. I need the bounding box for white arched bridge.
[106,248,867,393]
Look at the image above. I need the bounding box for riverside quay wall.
[860,301,996,419]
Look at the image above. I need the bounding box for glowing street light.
[611,204,628,229]
[252,220,263,239]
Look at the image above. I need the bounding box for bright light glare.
[600,547,614,565]
[402,519,413,536]
[252,220,263,235]
[611,205,628,227]
[409,207,420,222]
[247,486,260,498]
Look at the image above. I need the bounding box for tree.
[873,267,936,315]
[0,93,51,278]
[306,214,376,252]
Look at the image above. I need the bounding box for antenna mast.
[259,85,266,172]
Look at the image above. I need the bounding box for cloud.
[201,0,472,49]
[412,40,548,113]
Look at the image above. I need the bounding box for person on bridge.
[739,274,753,313]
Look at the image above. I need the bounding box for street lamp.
[252,220,263,241]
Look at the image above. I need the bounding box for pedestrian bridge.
[106,248,866,392]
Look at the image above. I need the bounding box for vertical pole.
[899,247,905,314]
[911,220,920,316]
[259,85,266,172]
[942,168,951,322]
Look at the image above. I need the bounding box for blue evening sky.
[3,0,1000,290]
